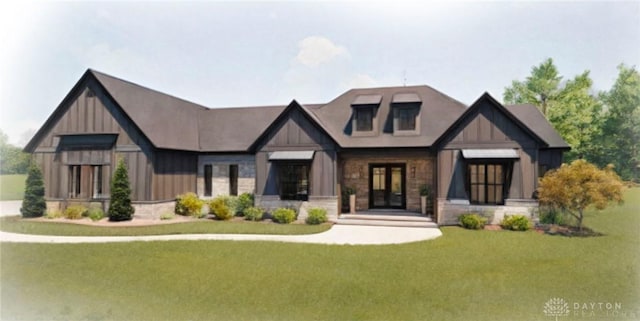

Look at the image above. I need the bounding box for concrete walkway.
[0,225,442,245]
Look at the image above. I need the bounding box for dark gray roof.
[92,70,286,152]
[505,104,570,149]
[306,85,468,148]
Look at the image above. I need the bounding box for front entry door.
[369,164,406,209]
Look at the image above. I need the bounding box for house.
[24,69,569,224]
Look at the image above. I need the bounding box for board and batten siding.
[437,99,542,201]
[31,82,154,202]
[255,106,337,198]
[153,150,198,201]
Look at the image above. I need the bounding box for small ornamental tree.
[538,159,625,231]
[20,162,46,218]
[108,158,135,221]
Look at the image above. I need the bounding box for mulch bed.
[534,224,603,237]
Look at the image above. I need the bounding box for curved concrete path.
[0,225,442,245]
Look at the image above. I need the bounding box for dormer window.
[351,94,382,136]
[392,93,421,135]
[355,107,373,131]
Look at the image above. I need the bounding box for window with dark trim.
[92,165,103,198]
[229,164,238,196]
[396,106,417,131]
[278,163,309,201]
[355,107,373,131]
[204,165,212,197]
[69,165,81,198]
[467,163,510,205]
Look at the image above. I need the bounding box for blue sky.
[1,1,639,146]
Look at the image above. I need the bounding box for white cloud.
[294,36,350,67]
[343,73,378,89]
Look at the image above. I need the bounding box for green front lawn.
[0,174,25,200]
[0,216,332,236]
[1,189,639,321]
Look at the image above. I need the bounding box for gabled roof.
[505,104,570,149]
[433,92,570,149]
[305,85,468,148]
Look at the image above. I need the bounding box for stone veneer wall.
[437,198,539,225]
[341,155,435,212]
[197,155,255,198]
[255,195,339,222]
[45,200,176,220]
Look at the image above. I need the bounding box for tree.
[594,64,640,182]
[503,59,602,162]
[108,158,135,221]
[538,159,625,231]
[20,162,46,218]
[0,128,31,174]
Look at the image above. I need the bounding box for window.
[69,165,81,198]
[468,163,508,205]
[92,166,103,198]
[229,164,238,196]
[355,107,373,131]
[278,163,309,201]
[538,164,549,178]
[397,107,417,130]
[204,165,212,197]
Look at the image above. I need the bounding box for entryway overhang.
[461,149,519,159]
[268,150,315,161]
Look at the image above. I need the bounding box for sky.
[1,1,639,147]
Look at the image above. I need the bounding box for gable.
[254,102,336,152]
[437,93,544,150]
[25,74,151,153]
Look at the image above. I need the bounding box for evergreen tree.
[108,158,135,221]
[20,162,46,218]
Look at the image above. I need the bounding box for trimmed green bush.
[210,197,233,220]
[45,209,63,219]
[305,208,328,225]
[244,206,264,221]
[500,215,532,231]
[235,193,254,216]
[272,208,297,224]
[108,158,135,221]
[458,213,487,230]
[20,163,46,218]
[64,205,87,220]
[87,207,105,221]
[175,192,204,217]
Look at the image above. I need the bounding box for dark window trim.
[466,160,513,205]
[354,107,373,132]
[277,162,310,201]
[204,164,212,197]
[229,164,238,196]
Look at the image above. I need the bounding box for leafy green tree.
[538,159,625,231]
[0,129,31,174]
[20,162,46,218]
[503,59,602,162]
[594,64,640,182]
[108,158,135,221]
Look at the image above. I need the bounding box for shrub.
[45,209,63,219]
[244,206,264,221]
[108,158,135,221]
[210,197,233,220]
[64,205,87,220]
[272,208,297,224]
[539,206,565,225]
[208,195,239,216]
[305,208,328,225]
[160,212,175,220]
[87,207,105,221]
[175,192,204,217]
[458,213,487,230]
[20,163,46,218]
[235,193,254,216]
[500,215,532,231]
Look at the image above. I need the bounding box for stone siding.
[197,155,256,198]
[255,195,339,222]
[437,198,539,225]
[341,154,435,212]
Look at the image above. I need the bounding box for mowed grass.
[0,216,332,236]
[0,174,25,200]
[1,189,638,321]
